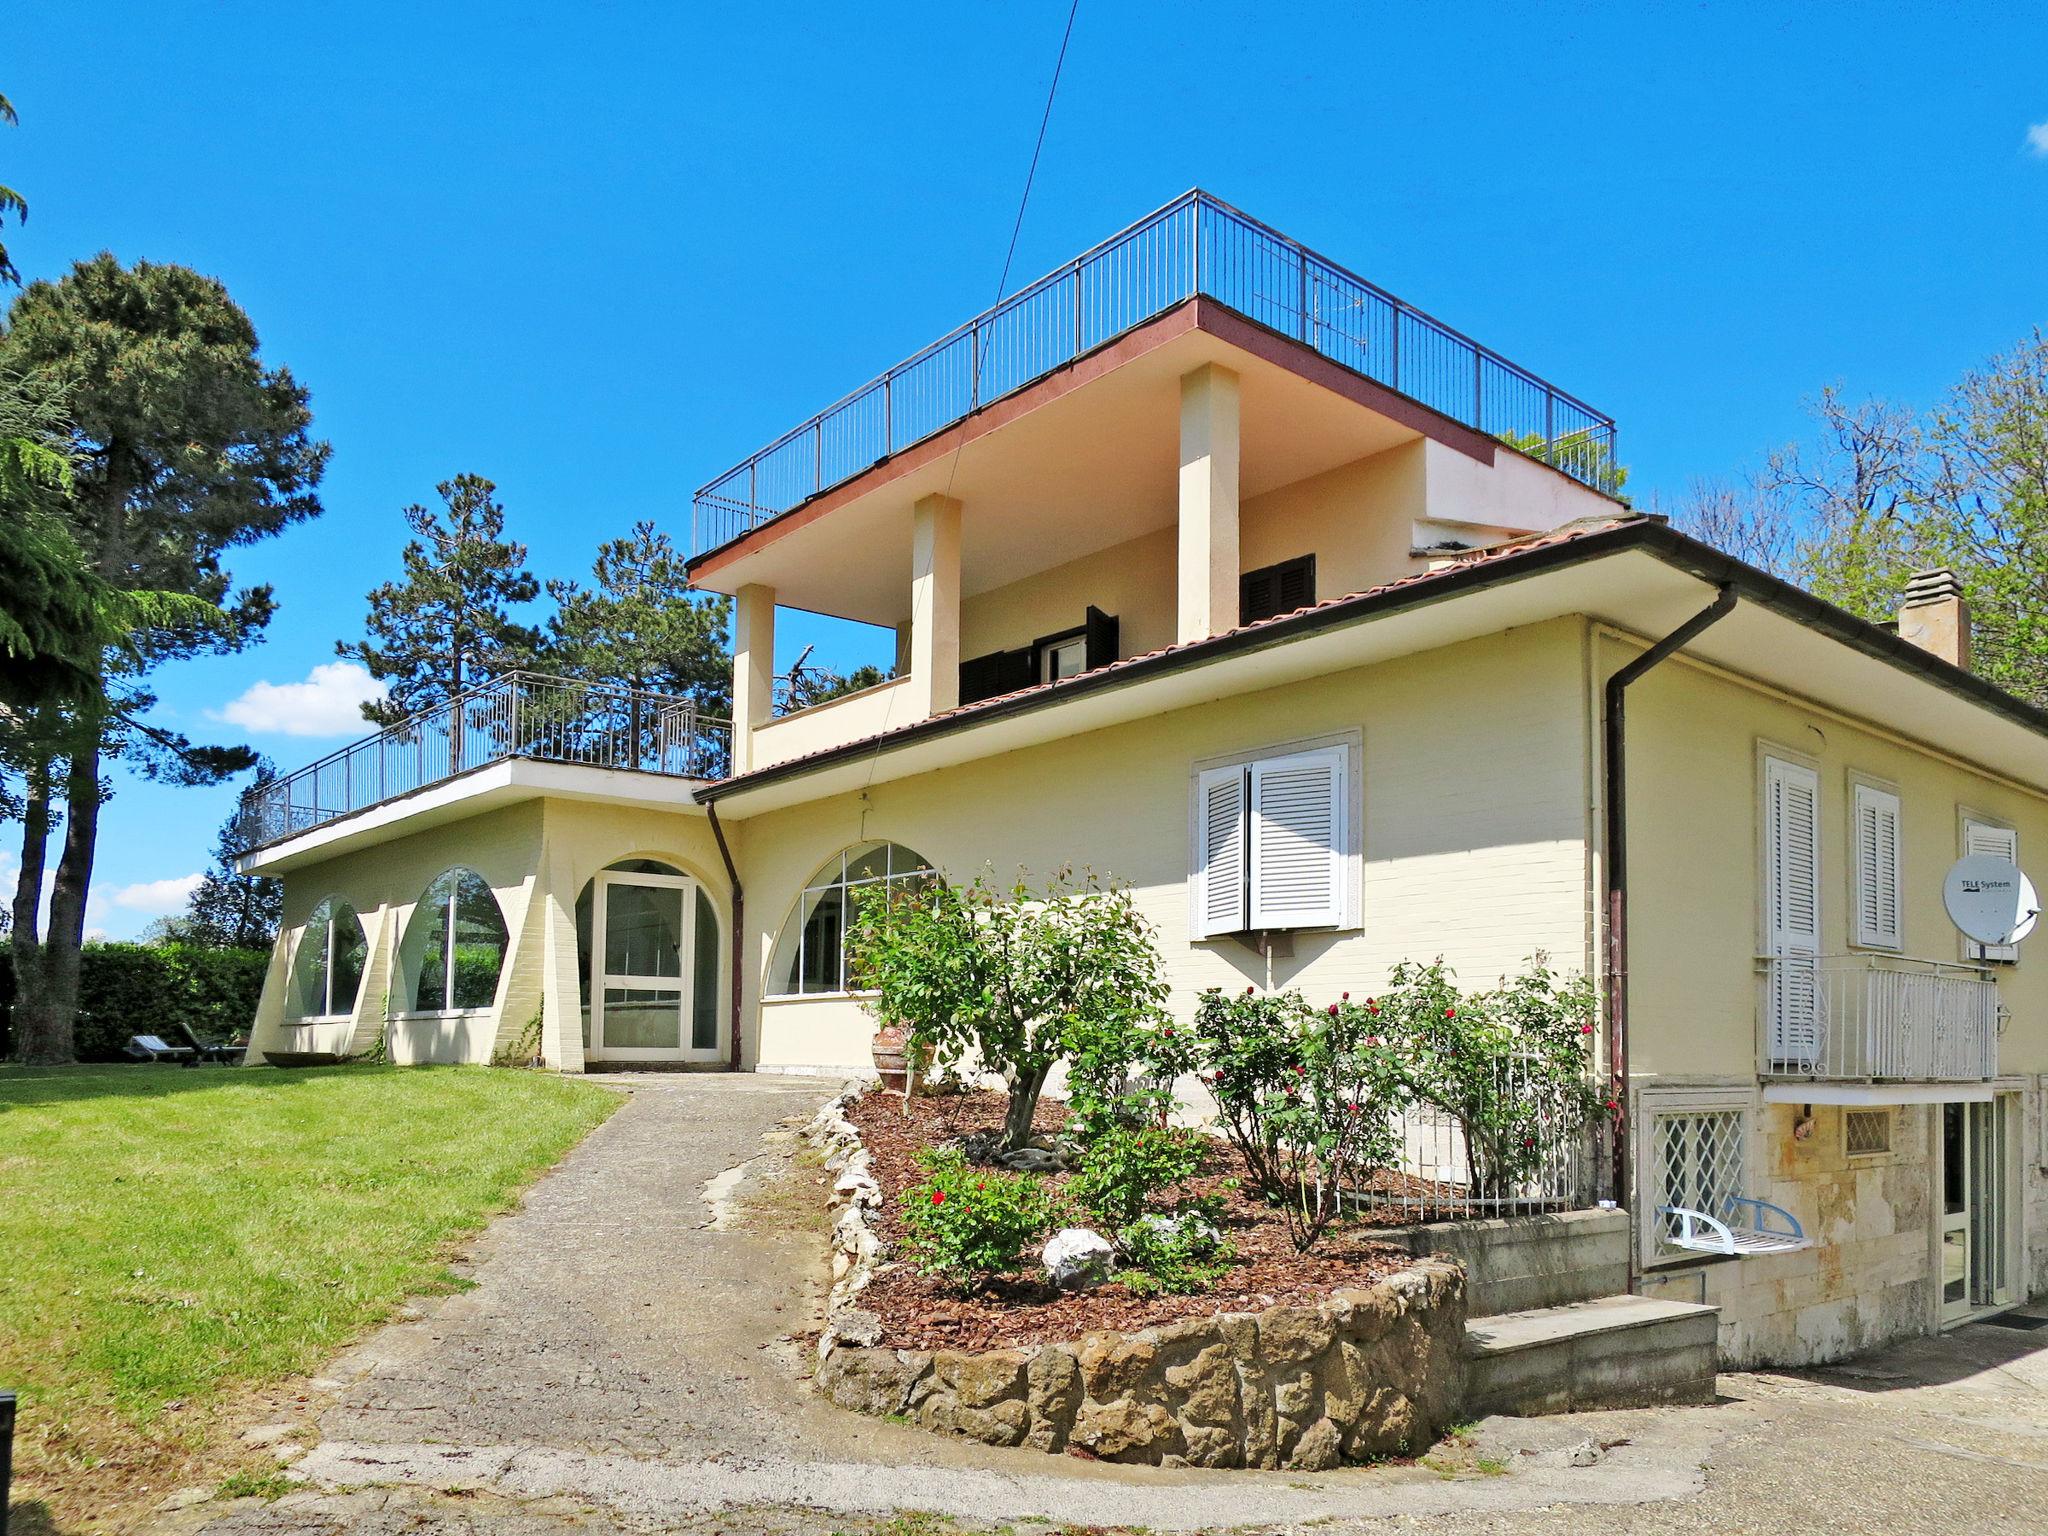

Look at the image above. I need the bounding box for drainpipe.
[706,801,744,1073]
[1603,583,1737,1244]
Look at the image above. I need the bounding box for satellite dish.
[1943,854,2039,946]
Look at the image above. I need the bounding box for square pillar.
[1178,363,1241,643]
[907,493,962,718]
[731,583,776,773]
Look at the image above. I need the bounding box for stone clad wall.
[814,1261,1466,1469]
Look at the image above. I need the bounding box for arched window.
[398,868,508,1014]
[770,842,935,997]
[288,897,368,1020]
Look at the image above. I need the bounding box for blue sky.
[8,1,2047,938]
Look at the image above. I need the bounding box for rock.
[1042,1227,1115,1291]
[1163,1341,1240,1428]
[1134,1210,1223,1253]
[1071,1397,1180,1461]
[999,1146,1067,1174]
[832,1308,885,1348]
[1075,1332,1159,1400]
[939,1348,1029,1409]
[1024,1347,1082,1451]
[155,1487,214,1512]
[1289,1416,1344,1471]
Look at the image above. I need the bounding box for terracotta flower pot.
[871,1024,930,1093]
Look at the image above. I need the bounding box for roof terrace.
[691,189,1619,558]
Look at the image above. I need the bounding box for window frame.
[1636,1085,1755,1268]
[1034,626,1087,684]
[768,842,938,1000]
[1188,729,1361,939]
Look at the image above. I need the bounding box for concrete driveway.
[187,1074,2048,1535]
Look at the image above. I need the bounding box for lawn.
[0,1063,620,1531]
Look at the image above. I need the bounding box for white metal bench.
[1658,1196,1811,1256]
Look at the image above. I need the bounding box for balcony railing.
[1762,953,2003,1082]
[692,189,1621,554]
[236,672,732,851]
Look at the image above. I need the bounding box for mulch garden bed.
[846,1087,1412,1352]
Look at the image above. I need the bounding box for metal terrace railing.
[236,672,732,850]
[693,189,1621,554]
[1762,953,2004,1083]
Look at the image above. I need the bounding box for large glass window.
[400,868,508,1014]
[770,842,935,997]
[288,897,368,1020]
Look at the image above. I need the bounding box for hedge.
[0,941,269,1061]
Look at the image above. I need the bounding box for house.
[236,191,2048,1368]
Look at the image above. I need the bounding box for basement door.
[588,871,721,1063]
[1941,1097,2018,1325]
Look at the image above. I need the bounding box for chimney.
[1898,568,1970,669]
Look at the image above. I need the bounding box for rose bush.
[897,1146,1067,1290]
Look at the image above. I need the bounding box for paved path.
[186,1075,2048,1535]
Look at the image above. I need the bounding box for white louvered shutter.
[1249,747,1346,930]
[1852,784,1903,950]
[1193,765,1248,938]
[1964,819,2020,962]
[1764,758,1822,1065]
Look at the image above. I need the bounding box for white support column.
[1178,363,1241,644]
[907,493,962,719]
[731,583,776,773]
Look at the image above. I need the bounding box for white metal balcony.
[1761,952,2002,1086]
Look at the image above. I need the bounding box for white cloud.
[2028,121,2048,158]
[213,661,385,738]
[108,874,204,915]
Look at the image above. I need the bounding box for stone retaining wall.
[816,1261,1466,1469]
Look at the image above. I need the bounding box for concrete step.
[1393,1208,1630,1317]
[1464,1294,1720,1418]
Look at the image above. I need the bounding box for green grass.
[0,1062,619,1529]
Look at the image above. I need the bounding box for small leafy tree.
[1379,955,1598,1203]
[1192,988,1408,1251]
[847,869,1169,1152]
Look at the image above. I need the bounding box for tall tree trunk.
[15,739,101,1065]
[10,760,52,947]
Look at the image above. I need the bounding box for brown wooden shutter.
[1084,606,1120,671]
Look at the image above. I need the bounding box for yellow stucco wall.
[954,442,1427,674]
[1620,630,2048,1082]
[251,795,731,1071]
[732,617,1596,1073]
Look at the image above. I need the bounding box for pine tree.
[0,91,27,288]
[339,474,541,725]
[1,254,326,1064]
[545,521,731,715]
[180,759,282,948]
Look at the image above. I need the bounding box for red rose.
[1445,1007,1456,1018]
[1341,991,1350,1000]
[931,1190,946,1205]
[1580,1024,1594,1035]
[1327,1003,1339,1017]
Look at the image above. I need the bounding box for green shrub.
[1070,1119,1205,1231]
[897,1147,1066,1290]
[1116,1204,1233,1296]
[0,940,268,1060]
[1192,986,1410,1250]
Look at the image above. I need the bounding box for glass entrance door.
[591,872,718,1062]
[1942,1098,2016,1324]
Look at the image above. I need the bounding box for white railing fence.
[1762,952,2002,1081]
